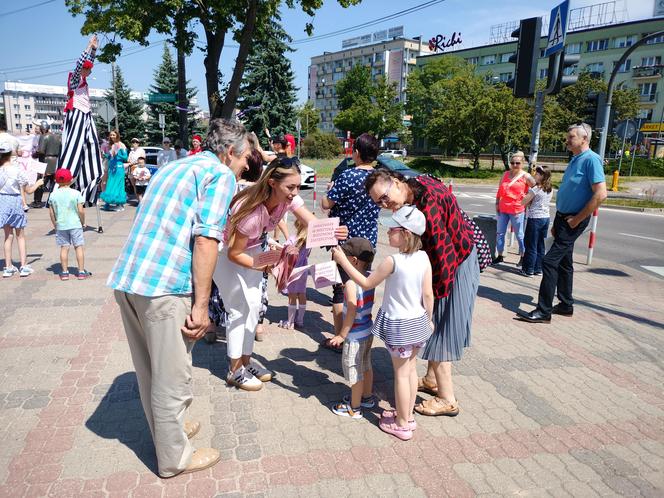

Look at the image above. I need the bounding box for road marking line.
[619,233,664,243]
[642,266,664,277]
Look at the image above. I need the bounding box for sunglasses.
[510,161,522,165]
[374,179,394,206]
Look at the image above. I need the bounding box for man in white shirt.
[157,137,177,168]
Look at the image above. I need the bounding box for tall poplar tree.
[237,15,298,147]
[145,46,199,145]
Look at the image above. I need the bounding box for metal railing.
[632,66,663,78]
[638,92,658,103]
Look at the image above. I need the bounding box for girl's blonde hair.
[400,229,422,255]
[227,158,301,245]
[294,218,307,248]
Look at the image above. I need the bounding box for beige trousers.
[114,290,194,477]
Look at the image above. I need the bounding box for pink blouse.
[224,195,304,249]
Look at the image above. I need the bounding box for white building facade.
[308,27,432,134]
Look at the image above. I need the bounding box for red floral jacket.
[413,176,475,298]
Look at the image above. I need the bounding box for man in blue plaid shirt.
[107,119,252,478]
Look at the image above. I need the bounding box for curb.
[601,204,664,214]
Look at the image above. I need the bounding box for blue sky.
[0,0,655,111]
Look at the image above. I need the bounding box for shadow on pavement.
[477,284,534,313]
[585,267,630,277]
[85,372,158,474]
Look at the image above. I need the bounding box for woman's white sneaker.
[246,362,272,382]
[226,367,262,391]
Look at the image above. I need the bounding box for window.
[482,55,496,65]
[641,56,662,66]
[646,33,664,44]
[539,68,548,79]
[500,52,514,63]
[499,72,512,82]
[15,124,21,130]
[466,56,479,65]
[13,104,19,110]
[615,59,631,73]
[332,71,344,82]
[14,114,20,119]
[586,39,609,52]
[614,36,636,48]
[25,114,32,120]
[563,64,578,76]
[24,104,31,110]
[638,109,653,120]
[639,82,657,96]
[566,42,581,54]
[585,62,604,74]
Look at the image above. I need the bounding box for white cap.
[381,205,426,236]
[0,142,13,154]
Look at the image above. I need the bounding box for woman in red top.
[366,170,479,417]
[494,151,535,264]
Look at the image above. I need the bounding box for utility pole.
[111,61,120,131]
[175,11,189,147]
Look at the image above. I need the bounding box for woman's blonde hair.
[227,158,301,245]
[294,218,307,248]
[400,230,422,255]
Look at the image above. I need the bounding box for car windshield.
[378,157,409,171]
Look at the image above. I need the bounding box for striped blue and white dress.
[372,250,433,347]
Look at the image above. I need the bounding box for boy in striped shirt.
[330,238,377,419]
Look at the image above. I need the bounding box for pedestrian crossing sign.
[545,0,569,57]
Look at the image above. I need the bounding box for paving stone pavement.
[0,204,662,498]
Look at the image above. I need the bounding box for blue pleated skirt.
[0,193,27,229]
[420,246,479,362]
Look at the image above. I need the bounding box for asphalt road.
[299,183,664,280]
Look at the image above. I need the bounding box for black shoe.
[492,255,504,265]
[29,201,44,209]
[552,304,573,317]
[515,309,551,323]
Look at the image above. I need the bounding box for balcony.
[633,65,663,80]
[639,92,658,104]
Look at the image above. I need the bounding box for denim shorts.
[56,228,84,247]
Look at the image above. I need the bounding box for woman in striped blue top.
[333,206,434,441]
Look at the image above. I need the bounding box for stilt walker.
[58,35,105,230]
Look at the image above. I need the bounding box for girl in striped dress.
[332,205,433,441]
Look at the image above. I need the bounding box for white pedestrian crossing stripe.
[642,266,664,277]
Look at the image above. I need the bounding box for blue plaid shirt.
[107,151,236,297]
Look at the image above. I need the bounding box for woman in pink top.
[494,151,535,265]
[215,158,348,391]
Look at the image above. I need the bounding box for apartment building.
[308,26,432,134]
[416,17,664,141]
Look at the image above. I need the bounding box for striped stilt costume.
[58,36,104,205]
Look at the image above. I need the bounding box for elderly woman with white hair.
[493,150,535,265]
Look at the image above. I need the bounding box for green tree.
[333,66,403,139]
[405,56,470,141]
[145,45,198,145]
[66,0,361,119]
[540,72,640,151]
[490,83,532,169]
[237,16,297,147]
[301,132,341,159]
[296,101,320,137]
[97,65,146,142]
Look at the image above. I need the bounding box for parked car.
[263,158,316,188]
[379,149,406,159]
[143,146,162,167]
[330,156,421,182]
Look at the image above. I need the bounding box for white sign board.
[158,113,165,128]
[545,0,570,57]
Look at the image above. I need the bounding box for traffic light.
[546,48,580,95]
[583,92,606,129]
[506,17,542,98]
